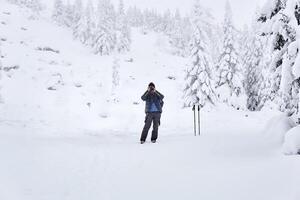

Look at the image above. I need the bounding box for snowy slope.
[1,1,300,200]
[0,0,190,135]
[0,1,114,133]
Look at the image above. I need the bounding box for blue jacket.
[141,90,164,113]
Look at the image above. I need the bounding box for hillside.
[0,0,189,135]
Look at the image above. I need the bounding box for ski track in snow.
[1,1,300,200]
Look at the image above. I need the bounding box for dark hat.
[148,82,155,88]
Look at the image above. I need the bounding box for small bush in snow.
[36,47,60,54]
[3,65,20,72]
[46,73,64,91]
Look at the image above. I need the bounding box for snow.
[2,106,300,200]
[283,126,300,155]
[1,1,300,200]
[263,114,296,145]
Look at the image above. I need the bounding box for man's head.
[148,82,155,92]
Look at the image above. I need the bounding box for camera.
[150,86,155,91]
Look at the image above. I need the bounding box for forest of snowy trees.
[5,0,300,117]
[184,0,300,118]
[49,0,300,117]
[50,0,191,56]
[6,0,43,12]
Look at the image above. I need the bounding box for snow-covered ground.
[1,1,300,200]
[2,108,300,200]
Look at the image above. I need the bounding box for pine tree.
[87,1,97,47]
[75,0,94,44]
[169,9,186,56]
[258,0,300,114]
[242,24,264,111]
[216,1,243,108]
[162,9,173,36]
[181,17,193,56]
[72,0,83,37]
[63,0,74,27]
[115,0,131,53]
[126,6,143,27]
[52,0,64,25]
[93,0,116,55]
[183,0,215,108]
[141,9,156,33]
[257,38,273,108]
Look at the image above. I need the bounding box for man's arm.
[155,91,164,100]
[141,91,150,101]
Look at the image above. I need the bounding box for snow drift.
[282,126,300,155]
[263,114,296,145]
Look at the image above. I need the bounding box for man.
[140,82,164,144]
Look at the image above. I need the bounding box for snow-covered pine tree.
[216,1,243,108]
[169,9,186,57]
[126,6,143,27]
[181,16,193,56]
[52,0,64,25]
[242,23,264,111]
[169,11,203,58]
[255,31,274,109]
[237,25,249,76]
[63,0,74,27]
[155,11,164,32]
[141,9,156,34]
[258,0,300,114]
[74,0,94,44]
[208,29,221,88]
[115,0,131,53]
[183,0,215,108]
[72,0,83,37]
[196,8,219,71]
[161,9,173,36]
[86,1,97,47]
[93,0,116,55]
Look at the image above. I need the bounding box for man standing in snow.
[140,82,164,144]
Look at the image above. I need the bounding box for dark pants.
[140,112,161,142]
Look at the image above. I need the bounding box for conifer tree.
[258,0,300,114]
[183,0,215,108]
[52,0,64,24]
[216,1,243,108]
[93,0,116,55]
[115,0,131,53]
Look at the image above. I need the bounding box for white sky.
[47,0,268,28]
